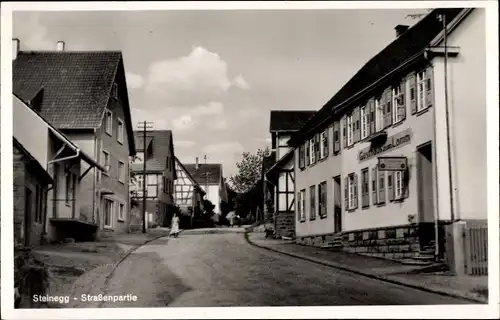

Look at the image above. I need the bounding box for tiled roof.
[269,110,317,132]
[184,163,222,185]
[174,157,206,195]
[131,130,173,172]
[12,50,136,154]
[289,8,466,146]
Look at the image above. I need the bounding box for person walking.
[170,213,180,238]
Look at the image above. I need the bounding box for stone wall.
[274,211,295,238]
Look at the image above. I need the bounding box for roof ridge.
[19,50,122,54]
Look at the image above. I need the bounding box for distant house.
[12,39,136,237]
[174,157,206,227]
[13,93,105,245]
[263,110,316,237]
[184,158,227,216]
[130,130,177,228]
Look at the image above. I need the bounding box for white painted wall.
[202,184,221,214]
[276,134,291,160]
[13,95,49,168]
[433,8,487,221]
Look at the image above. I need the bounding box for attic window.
[111,82,118,100]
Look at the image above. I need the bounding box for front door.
[416,142,435,247]
[333,176,342,233]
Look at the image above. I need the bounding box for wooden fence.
[464,225,488,276]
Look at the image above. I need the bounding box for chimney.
[12,38,20,60]
[56,41,66,52]
[395,25,409,38]
[195,157,199,170]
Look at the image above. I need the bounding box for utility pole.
[137,121,153,233]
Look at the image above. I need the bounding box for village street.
[91,231,470,307]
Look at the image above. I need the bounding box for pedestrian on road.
[170,213,180,238]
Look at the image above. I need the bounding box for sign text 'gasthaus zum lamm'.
[358,128,413,162]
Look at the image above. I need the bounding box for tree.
[229,147,270,193]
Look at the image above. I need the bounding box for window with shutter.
[309,137,316,164]
[360,106,369,140]
[417,70,427,112]
[319,181,327,217]
[393,81,406,123]
[395,170,404,199]
[323,129,329,157]
[368,98,375,135]
[375,97,384,132]
[305,140,310,166]
[372,167,377,205]
[333,121,341,153]
[297,191,302,221]
[309,185,316,220]
[425,66,434,109]
[300,189,306,220]
[342,116,347,149]
[299,144,305,169]
[344,177,349,211]
[347,114,354,146]
[378,169,386,204]
[353,107,361,143]
[315,134,321,162]
[353,173,358,209]
[388,171,394,201]
[361,168,369,208]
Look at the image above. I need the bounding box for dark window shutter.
[385,89,393,127]
[388,171,394,201]
[315,133,320,161]
[426,66,434,108]
[399,80,407,121]
[408,73,417,114]
[368,98,375,135]
[344,177,349,210]
[333,122,340,153]
[378,170,386,204]
[353,107,361,143]
[372,167,377,205]
[403,169,410,199]
[299,145,305,169]
[353,174,358,209]
[324,129,329,156]
[305,141,310,166]
[342,116,347,149]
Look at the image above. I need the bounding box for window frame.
[392,84,405,123]
[320,130,328,159]
[395,171,404,199]
[309,137,316,164]
[118,160,125,183]
[104,197,114,229]
[375,97,384,132]
[360,106,369,139]
[117,118,124,144]
[105,110,113,136]
[300,189,306,221]
[417,70,427,112]
[309,185,316,220]
[118,202,125,222]
[347,114,354,146]
[348,174,355,209]
[102,150,110,176]
[318,181,327,218]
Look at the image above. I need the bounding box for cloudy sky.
[13,8,427,176]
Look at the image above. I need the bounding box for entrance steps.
[320,235,343,251]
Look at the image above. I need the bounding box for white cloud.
[13,14,54,50]
[233,75,250,90]
[172,115,195,132]
[193,101,224,116]
[144,47,249,106]
[212,118,229,131]
[126,72,145,89]
[174,140,196,148]
[202,141,244,155]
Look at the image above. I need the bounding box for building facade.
[13,93,104,244]
[130,130,177,228]
[174,157,206,227]
[13,41,136,237]
[288,8,486,266]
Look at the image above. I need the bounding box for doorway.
[333,176,342,233]
[416,142,435,247]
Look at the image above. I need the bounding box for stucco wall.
[433,8,487,222]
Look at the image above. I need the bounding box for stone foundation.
[274,211,295,238]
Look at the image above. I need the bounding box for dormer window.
[111,82,118,100]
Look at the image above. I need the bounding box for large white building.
[287,8,487,273]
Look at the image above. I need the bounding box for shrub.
[15,247,49,308]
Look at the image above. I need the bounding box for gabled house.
[174,157,206,227]
[13,93,105,244]
[287,8,487,273]
[184,159,227,216]
[13,39,136,237]
[130,130,177,228]
[263,110,316,238]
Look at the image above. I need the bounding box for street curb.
[244,232,487,304]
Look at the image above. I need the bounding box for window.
[348,174,355,209]
[104,198,114,228]
[147,174,158,198]
[375,97,384,132]
[118,203,125,221]
[393,83,406,123]
[297,190,303,221]
[112,82,118,99]
[298,144,305,169]
[318,181,327,218]
[309,137,316,164]
[360,106,369,139]
[347,114,354,146]
[117,118,124,144]
[309,185,316,220]
[361,168,369,208]
[118,161,125,183]
[417,70,427,112]
[395,171,404,199]
[333,121,340,153]
[105,110,113,135]
[102,150,110,175]
[320,130,328,159]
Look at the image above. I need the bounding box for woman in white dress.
[170,213,180,238]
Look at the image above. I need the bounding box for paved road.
[99,232,471,307]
